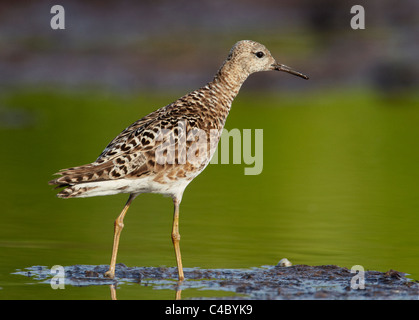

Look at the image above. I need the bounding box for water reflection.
[13,263,418,300]
[110,281,181,300]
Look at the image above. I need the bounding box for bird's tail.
[48,162,113,198]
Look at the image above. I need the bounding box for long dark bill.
[272,63,309,80]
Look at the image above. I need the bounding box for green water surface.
[0,88,418,299]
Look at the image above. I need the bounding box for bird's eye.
[255,51,265,58]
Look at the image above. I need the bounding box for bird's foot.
[104,269,115,279]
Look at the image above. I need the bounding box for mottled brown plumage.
[48,40,308,281]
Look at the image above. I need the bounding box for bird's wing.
[49,101,204,187]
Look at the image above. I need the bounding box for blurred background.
[0,0,418,299]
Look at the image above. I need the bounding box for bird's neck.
[203,61,250,126]
[210,60,249,103]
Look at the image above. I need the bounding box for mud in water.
[14,263,418,300]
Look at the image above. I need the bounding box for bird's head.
[227,40,309,79]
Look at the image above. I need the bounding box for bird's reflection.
[108,280,183,300]
[110,283,117,300]
[175,280,182,300]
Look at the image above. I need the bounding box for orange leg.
[105,194,136,278]
[171,197,184,281]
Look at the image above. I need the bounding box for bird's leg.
[171,197,184,281]
[105,194,136,278]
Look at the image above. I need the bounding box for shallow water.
[12,263,418,300]
[1,89,418,299]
